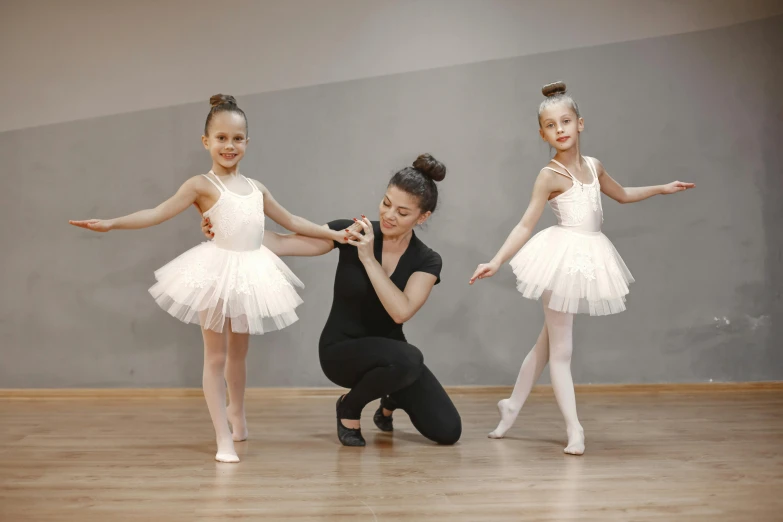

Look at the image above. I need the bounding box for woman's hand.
[200,215,214,239]
[334,221,364,245]
[346,216,374,263]
[469,260,500,285]
[661,181,695,195]
[69,219,114,232]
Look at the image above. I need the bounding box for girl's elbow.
[611,192,628,204]
[149,209,167,226]
[517,220,535,234]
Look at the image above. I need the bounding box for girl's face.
[378,185,430,237]
[202,111,248,170]
[539,102,584,152]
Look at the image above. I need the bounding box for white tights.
[201,319,250,463]
[488,292,585,455]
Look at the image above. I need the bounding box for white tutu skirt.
[509,226,634,316]
[149,242,304,334]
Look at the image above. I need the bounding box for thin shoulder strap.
[549,159,577,181]
[202,172,225,193]
[241,175,258,192]
[207,170,233,192]
[584,156,598,181]
[542,166,573,180]
[543,160,574,181]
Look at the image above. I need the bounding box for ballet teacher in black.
[201,154,461,447]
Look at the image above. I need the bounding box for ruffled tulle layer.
[509,226,634,316]
[149,241,304,334]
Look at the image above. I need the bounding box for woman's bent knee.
[434,415,462,445]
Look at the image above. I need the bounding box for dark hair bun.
[542,81,567,98]
[209,94,238,107]
[412,153,446,182]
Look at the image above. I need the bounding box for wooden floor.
[1,389,782,521]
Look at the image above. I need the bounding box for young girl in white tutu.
[469,82,694,455]
[70,95,346,463]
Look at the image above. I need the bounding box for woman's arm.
[469,169,555,284]
[364,259,437,325]
[70,176,203,232]
[594,158,694,204]
[346,218,436,324]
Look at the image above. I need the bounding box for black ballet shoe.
[373,405,394,432]
[336,396,365,447]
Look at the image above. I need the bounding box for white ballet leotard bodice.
[149,170,304,335]
[546,157,603,233]
[201,172,265,252]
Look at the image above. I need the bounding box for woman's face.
[378,185,431,236]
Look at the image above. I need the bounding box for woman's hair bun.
[542,81,567,98]
[412,153,446,182]
[209,94,238,107]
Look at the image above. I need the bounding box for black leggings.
[319,337,462,445]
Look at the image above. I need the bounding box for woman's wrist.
[359,252,378,267]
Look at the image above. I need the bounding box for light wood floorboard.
[1,390,781,521]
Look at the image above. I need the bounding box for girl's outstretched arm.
[70,176,203,232]
[199,215,363,257]
[593,158,694,204]
[469,169,556,284]
[252,180,345,244]
[264,229,335,257]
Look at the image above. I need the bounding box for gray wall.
[1,16,781,387]
[4,0,781,133]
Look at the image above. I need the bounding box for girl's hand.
[469,261,500,285]
[335,221,364,245]
[346,216,374,262]
[201,216,214,239]
[661,181,695,195]
[69,219,114,232]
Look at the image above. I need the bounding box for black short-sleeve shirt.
[318,220,442,347]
